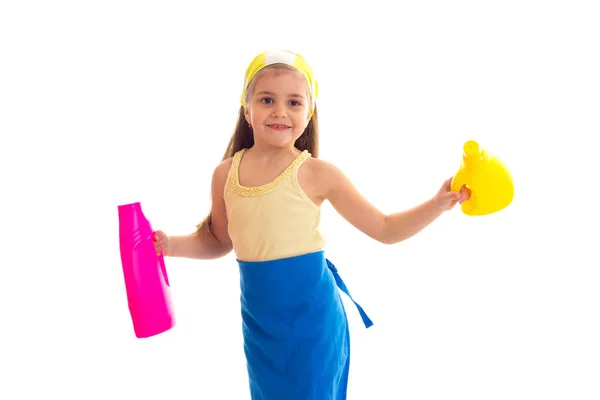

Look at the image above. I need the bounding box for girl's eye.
[290,100,301,107]
[260,97,273,104]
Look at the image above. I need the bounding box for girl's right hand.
[153,230,172,256]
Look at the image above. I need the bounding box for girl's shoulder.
[297,156,344,200]
[212,156,235,187]
[216,155,235,173]
[301,155,338,177]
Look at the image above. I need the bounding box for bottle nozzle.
[463,140,480,158]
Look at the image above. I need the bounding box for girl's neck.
[246,143,300,161]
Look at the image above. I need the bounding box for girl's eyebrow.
[256,91,307,99]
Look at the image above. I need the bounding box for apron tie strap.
[326,259,373,328]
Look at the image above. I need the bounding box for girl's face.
[244,67,312,150]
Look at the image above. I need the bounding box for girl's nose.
[272,103,287,117]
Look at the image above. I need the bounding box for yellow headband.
[240,49,318,116]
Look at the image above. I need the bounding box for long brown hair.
[196,64,320,235]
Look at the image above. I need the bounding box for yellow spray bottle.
[450,140,514,216]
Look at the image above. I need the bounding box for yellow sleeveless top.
[224,148,325,262]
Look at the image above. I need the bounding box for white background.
[1,1,599,399]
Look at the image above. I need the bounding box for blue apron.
[237,251,373,400]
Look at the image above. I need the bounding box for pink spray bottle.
[118,202,175,338]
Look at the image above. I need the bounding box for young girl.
[154,49,470,399]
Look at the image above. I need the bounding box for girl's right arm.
[158,159,233,260]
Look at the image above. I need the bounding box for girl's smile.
[267,124,292,131]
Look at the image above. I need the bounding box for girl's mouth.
[267,124,291,131]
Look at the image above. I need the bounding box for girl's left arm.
[319,160,468,245]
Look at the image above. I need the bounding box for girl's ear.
[244,106,251,124]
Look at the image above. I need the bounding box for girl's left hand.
[434,176,472,211]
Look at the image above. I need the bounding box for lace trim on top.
[231,149,310,197]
